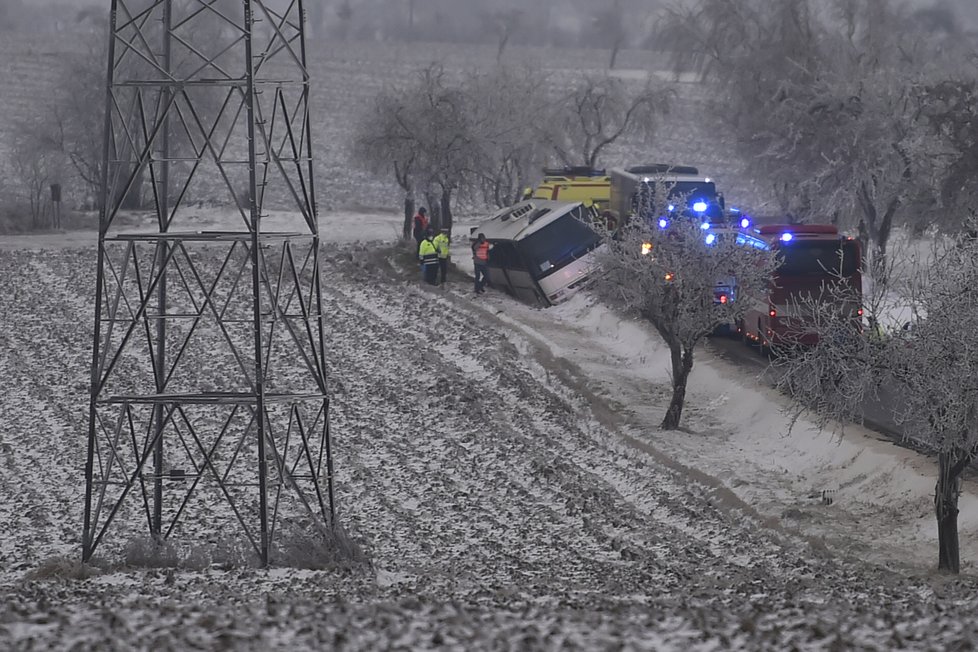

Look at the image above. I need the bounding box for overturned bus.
[469,200,602,307]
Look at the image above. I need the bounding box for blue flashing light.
[736,234,770,250]
[705,233,716,245]
[692,201,708,213]
[781,232,794,242]
[740,217,750,229]
[658,218,668,229]
[700,222,710,230]
[667,204,675,212]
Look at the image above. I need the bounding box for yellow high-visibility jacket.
[433,233,450,259]
[418,238,438,265]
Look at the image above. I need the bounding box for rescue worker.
[433,228,451,286]
[418,228,439,285]
[472,232,491,294]
[412,207,429,248]
[867,315,885,344]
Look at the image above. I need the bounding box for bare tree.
[465,65,553,209]
[771,63,936,283]
[593,0,627,69]
[548,75,671,169]
[661,0,949,285]
[595,206,776,429]
[8,122,65,229]
[353,91,420,240]
[41,36,107,208]
[352,65,475,236]
[488,9,523,63]
[920,79,978,233]
[775,232,978,573]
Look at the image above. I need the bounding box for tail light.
[857,308,864,317]
[769,308,777,318]
[719,294,728,304]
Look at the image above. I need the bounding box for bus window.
[778,241,859,276]
[517,212,601,279]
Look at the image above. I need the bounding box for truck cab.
[608,164,727,228]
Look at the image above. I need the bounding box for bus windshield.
[778,240,859,277]
[517,208,602,279]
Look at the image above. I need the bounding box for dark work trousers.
[474,262,489,293]
[423,262,439,285]
[438,258,448,285]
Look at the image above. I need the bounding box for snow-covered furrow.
[318,284,638,590]
[320,272,805,595]
[0,255,91,570]
[8,245,978,649]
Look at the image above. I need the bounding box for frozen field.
[2,212,978,649]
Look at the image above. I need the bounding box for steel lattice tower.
[83,0,333,566]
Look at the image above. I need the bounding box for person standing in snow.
[418,228,439,285]
[412,207,429,249]
[472,232,491,294]
[433,228,451,286]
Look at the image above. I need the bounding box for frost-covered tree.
[548,75,671,170]
[776,233,978,573]
[661,0,949,284]
[6,122,65,228]
[595,203,776,429]
[465,66,553,209]
[352,90,420,240]
[352,65,475,237]
[920,79,978,233]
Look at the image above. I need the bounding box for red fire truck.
[738,224,862,348]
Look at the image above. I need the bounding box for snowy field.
[2,211,978,649]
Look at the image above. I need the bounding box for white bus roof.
[472,200,587,242]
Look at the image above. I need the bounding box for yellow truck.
[524,167,611,211]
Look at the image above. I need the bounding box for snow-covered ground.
[3,210,978,649]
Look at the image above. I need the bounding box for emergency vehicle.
[738,224,863,348]
[608,164,738,228]
[525,167,611,212]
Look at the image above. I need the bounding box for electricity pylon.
[83,0,333,566]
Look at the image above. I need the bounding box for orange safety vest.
[473,241,490,262]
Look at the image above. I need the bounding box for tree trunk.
[936,452,962,573]
[403,195,415,241]
[440,189,453,236]
[422,193,441,232]
[661,344,693,430]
